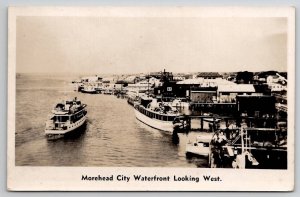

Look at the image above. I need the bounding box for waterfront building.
[236,95,276,117]
[217,84,256,103]
[190,87,217,103]
[175,78,234,100]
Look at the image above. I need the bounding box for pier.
[173,114,287,133]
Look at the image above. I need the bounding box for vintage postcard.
[7,7,295,191]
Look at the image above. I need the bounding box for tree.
[236,71,254,84]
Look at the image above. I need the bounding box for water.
[15,74,207,167]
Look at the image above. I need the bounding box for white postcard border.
[7,6,295,191]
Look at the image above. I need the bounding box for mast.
[147,73,150,98]
[241,127,244,154]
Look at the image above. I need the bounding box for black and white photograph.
[7,7,295,191]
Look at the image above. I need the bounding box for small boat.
[127,95,139,106]
[45,97,87,139]
[134,97,180,133]
[185,133,214,158]
[81,84,101,94]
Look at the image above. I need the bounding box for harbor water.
[15,74,207,167]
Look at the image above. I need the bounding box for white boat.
[134,97,180,133]
[45,97,87,139]
[81,84,101,94]
[79,75,102,94]
[185,132,214,157]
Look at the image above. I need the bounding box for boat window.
[55,116,68,122]
[157,114,160,120]
[55,103,65,110]
[163,115,168,121]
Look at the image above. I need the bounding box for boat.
[81,84,101,94]
[127,95,139,106]
[72,80,83,92]
[185,132,214,158]
[79,76,102,94]
[45,97,87,139]
[134,97,180,133]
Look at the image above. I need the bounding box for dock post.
[185,116,191,131]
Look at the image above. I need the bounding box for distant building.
[81,75,102,83]
[267,75,280,84]
[124,76,140,84]
[149,69,174,81]
[173,76,186,81]
[173,74,193,81]
[126,77,160,94]
[177,78,234,87]
[268,83,286,92]
[266,75,287,92]
[197,72,222,79]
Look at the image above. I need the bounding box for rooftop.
[218,84,255,93]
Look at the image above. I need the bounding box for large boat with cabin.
[134,97,180,133]
[45,97,87,139]
[73,75,102,94]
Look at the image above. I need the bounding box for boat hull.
[185,144,210,157]
[45,116,87,139]
[81,89,100,94]
[134,108,175,133]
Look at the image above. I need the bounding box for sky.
[16,16,288,74]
